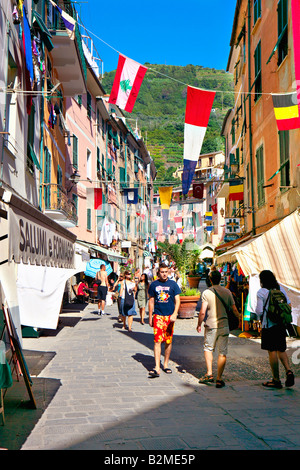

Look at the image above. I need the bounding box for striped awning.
[217,209,300,292]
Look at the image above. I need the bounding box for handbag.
[124,281,134,311]
[211,288,239,331]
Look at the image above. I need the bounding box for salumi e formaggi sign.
[9,207,75,269]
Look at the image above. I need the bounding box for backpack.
[266,289,292,326]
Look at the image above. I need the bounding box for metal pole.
[248,0,256,235]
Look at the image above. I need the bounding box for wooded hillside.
[102,64,234,184]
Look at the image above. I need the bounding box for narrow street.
[1,288,299,451]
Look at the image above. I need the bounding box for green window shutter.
[72,194,78,216]
[73,135,78,168]
[87,92,92,119]
[87,208,91,230]
[254,41,262,101]
[277,0,288,65]
[254,0,261,25]
[279,130,290,188]
[256,145,265,206]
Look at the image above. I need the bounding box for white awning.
[217,209,300,292]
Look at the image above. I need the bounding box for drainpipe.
[0,19,10,187]
[39,1,46,209]
[247,0,256,235]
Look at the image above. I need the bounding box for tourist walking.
[95,264,109,316]
[256,270,295,389]
[136,273,149,325]
[196,270,239,388]
[119,271,137,332]
[148,263,181,378]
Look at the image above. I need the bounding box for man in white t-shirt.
[196,270,239,388]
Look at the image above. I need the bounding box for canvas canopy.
[217,209,300,293]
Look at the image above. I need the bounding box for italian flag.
[109,55,147,113]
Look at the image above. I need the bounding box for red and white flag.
[182,86,215,194]
[109,55,147,113]
[174,216,183,244]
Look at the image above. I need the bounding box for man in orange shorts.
[148,263,181,377]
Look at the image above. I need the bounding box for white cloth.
[17,263,76,330]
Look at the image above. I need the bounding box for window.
[254,41,262,101]
[277,0,288,65]
[254,0,261,25]
[279,130,290,189]
[256,145,265,206]
[87,92,92,119]
[73,135,78,168]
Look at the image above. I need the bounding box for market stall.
[216,209,300,335]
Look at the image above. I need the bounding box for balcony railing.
[43,183,78,227]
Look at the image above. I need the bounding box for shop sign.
[9,207,75,268]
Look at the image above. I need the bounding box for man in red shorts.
[148,263,181,377]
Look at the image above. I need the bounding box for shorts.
[153,314,175,344]
[97,286,108,301]
[261,325,287,352]
[203,326,229,356]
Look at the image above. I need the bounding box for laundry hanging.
[182,86,216,194]
[109,54,147,113]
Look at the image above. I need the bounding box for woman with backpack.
[256,270,294,389]
[119,271,137,332]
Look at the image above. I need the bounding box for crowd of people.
[77,261,295,390]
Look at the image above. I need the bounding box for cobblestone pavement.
[0,298,299,451]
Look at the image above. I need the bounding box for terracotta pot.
[187,276,201,288]
[178,295,200,319]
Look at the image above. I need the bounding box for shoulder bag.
[211,288,239,331]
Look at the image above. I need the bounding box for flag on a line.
[49,0,76,40]
[123,188,138,204]
[159,187,173,234]
[229,180,244,201]
[109,55,147,113]
[86,188,103,210]
[211,203,218,215]
[272,92,300,131]
[193,182,204,199]
[205,212,213,221]
[174,216,183,243]
[182,86,215,194]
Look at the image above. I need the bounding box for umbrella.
[84,259,113,278]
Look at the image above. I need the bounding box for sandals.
[149,370,160,378]
[216,380,225,389]
[262,379,283,389]
[199,374,214,384]
[162,367,172,374]
[285,370,295,388]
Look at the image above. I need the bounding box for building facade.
[222,0,300,239]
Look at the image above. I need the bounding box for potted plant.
[187,247,202,288]
[157,239,201,319]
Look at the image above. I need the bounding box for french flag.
[109,55,147,113]
[50,0,76,40]
[182,86,216,194]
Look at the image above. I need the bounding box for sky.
[78,0,237,74]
